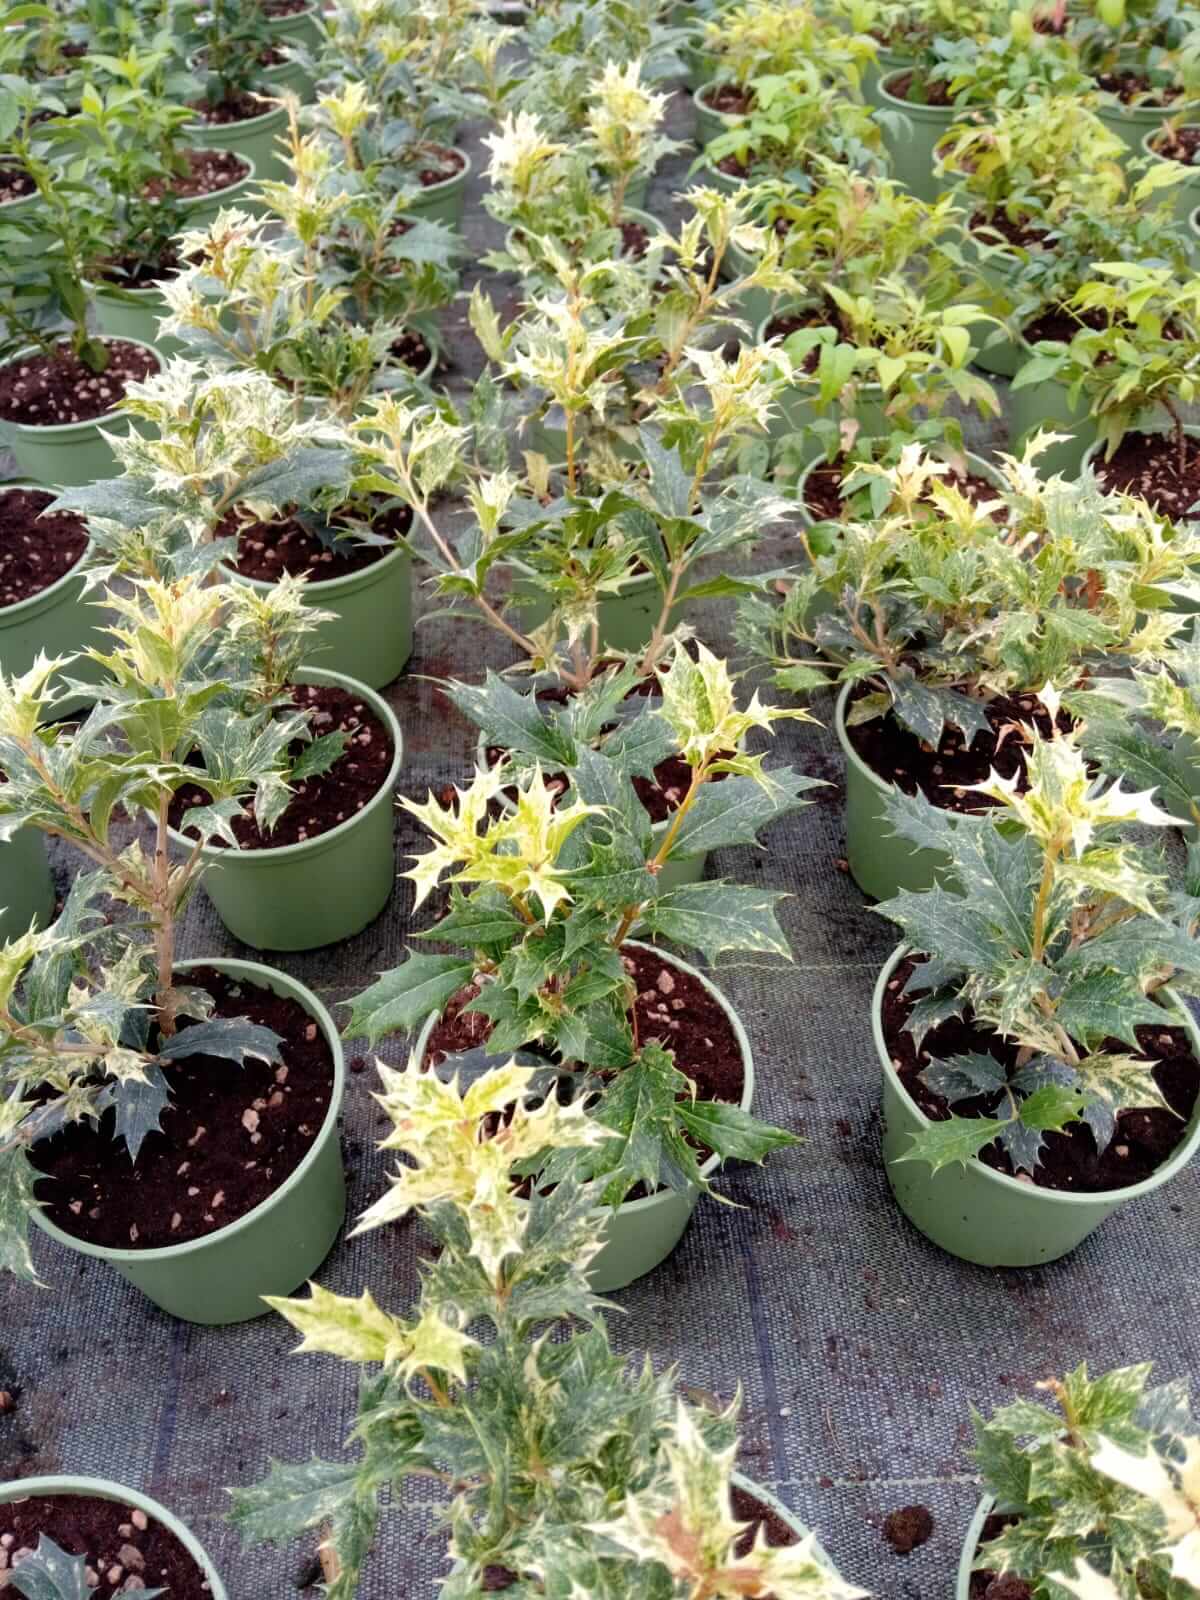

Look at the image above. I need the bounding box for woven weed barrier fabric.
[3,95,1200,1600]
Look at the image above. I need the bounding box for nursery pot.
[170,666,402,951]
[0,1476,228,1599]
[0,341,161,488]
[956,1497,994,1600]
[961,230,1027,378]
[183,99,290,185]
[693,78,748,149]
[1191,203,1200,263]
[401,147,472,228]
[30,957,346,1322]
[1009,328,1096,478]
[221,541,412,690]
[264,0,322,48]
[758,313,891,443]
[874,943,1200,1266]
[1081,420,1200,534]
[0,482,111,714]
[508,562,676,657]
[1141,125,1200,224]
[413,939,756,1292]
[722,231,776,328]
[262,48,314,102]
[835,680,951,901]
[0,825,55,943]
[0,184,47,262]
[877,70,955,202]
[1096,82,1200,157]
[864,40,913,107]
[175,147,260,231]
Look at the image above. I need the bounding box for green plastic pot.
[864,40,913,107]
[476,728,708,893]
[175,146,260,231]
[694,78,748,149]
[1191,202,1200,262]
[401,147,471,227]
[758,312,890,443]
[0,482,111,715]
[956,1498,993,1600]
[265,0,322,48]
[0,341,161,487]
[262,49,314,102]
[222,541,412,690]
[1141,124,1200,223]
[413,940,755,1292]
[171,666,402,951]
[1009,328,1095,478]
[722,232,776,328]
[88,279,182,357]
[184,99,290,184]
[31,956,346,1322]
[0,826,55,943]
[875,942,1200,1265]
[508,564,676,656]
[877,70,955,201]
[0,1476,228,1599]
[835,680,950,901]
[962,229,1026,378]
[1097,83,1200,156]
[0,185,48,261]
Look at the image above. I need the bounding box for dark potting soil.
[391,328,433,373]
[1150,122,1200,164]
[99,250,180,288]
[168,684,393,849]
[264,0,308,12]
[479,1482,798,1591]
[619,218,650,258]
[884,956,1200,1192]
[1095,69,1183,106]
[802,457,1001,522]
[1092,429,1200,521]
[0,488,88,605]
[845,686,1071,814]
[0,164,35,204]
[970,210,1051,252]
[968,1514,1030,1600]
[189,89,274,125]
[32,966,335,1250]
[1021,304,1107,345]
[0,340,158,427]
[416,145,465,187]
[224,498,413,583]
[426,946,746,1111]
[888,70,954,106]
[0,1493,212,1599]
[143,146,249,201]
[766,309,836,373]
[701,81,754,116]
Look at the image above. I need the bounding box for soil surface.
[480,1480,796,1590]
[766,308,837,373]
[224,498,413,584]
[1095,68,1183,106]
[883,1504,934,1553]
[802,457,1000,521]
[1020,304,1107,345]
[970,210,1051,251]
[619,218,650,258]
[0,1491,212,1598]
[887,69,954,106]
[700,81,754,115]
[143,146,249,200]
[426,945,746,1113]
[32,966,336,1249]
[1092,429,1200,521]
[884,956,1200,1192]
[1150,122,1200,164]
[0,165,35,204]
[0,488,88,605]
[391,328,433,373]
[188,88,274,125]
[846,687,1070,814]
[968,1514,1030,1600]
[414,145,465,187]
[168,683,393,850]
[0,340,158,427]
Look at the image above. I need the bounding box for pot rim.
[0,1475,228,1600]
[1080,416,1200,476]
[182,95,290,136]
[30,955,346,1263]
[167,665,403,865]
[221,524,411,602]
[0,339,161,437]
[955,1495,994,1600]
[878,67,961,118]
[406,142,472,194]
[0,479,92,622]
[693,76,750,117]
[410,936,756,1215]
[1141,122,1200,159]
[874,940,1200,1206]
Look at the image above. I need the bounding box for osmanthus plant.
[969,1362,1200,1600]
[897,15,1090,107]
[230,1061,865,1600]
[873,707,1200,1175]
[1015,265,1200,470]
[0,585,329,1279]
[701,66,890,181]
[342,647,811,1207]
[735,442,1200,745]
[826,0,1017,57]
[699,0,876,91]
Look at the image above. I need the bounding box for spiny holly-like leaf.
[447,674,573,767]
[889,679,991,748]
[675,1099,799,1164]
[664,770,822,859]
[7,1536,165,1600]
[0,1145,42,1285]
[291,730,349,784]
[898,1113,1008,1173]
[920,1051,1008,1105]
[158,1017,284,1065]
[97,1063,171,1162]
[229,1456,364,1545]
[417,886,527,950]
[344,955,475,1044]
[640,882,792,959]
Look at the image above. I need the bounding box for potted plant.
[342,645,808,1289]
[0,1475,228,1599]
[1017,263,1200,518]
[0,590,349,1321]
[958,1361,1200,1599]
[871,703,1200,1266]
[179,0,295,180]
[1086,21,1200,153]
[829,0,1023,106]
[876,18,1089,200]
[1143,111,1200,220]
[736,442,1200,898]
[231,1055,866,1600]
[0,96,159,486]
